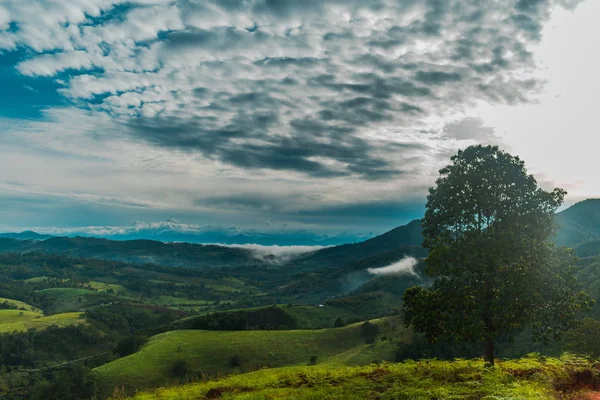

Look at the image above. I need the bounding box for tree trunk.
[484,338,495,366]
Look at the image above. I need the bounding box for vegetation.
[0,311,85,333]
[115,355,599,400]
[3,146,600,398]
[94,318,408,394]
[403,145,591,365]
[564,318,600,358]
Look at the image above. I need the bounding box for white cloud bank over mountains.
[22,220,367,247]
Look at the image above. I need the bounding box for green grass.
[0,311,85,333]
[0,309,43,326]
[174,305,361,331]
[87,281,129,294]
[95,318,408,394]
[155,296,213,306]
[0,297,43,313]
[23,276,50,283]
[39,287,117,312]
[282,305,360,329]
[114,355,596,400]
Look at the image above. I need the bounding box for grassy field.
[95,318,408,394]
[39,287,117,313]
[0,297,43,313]
[112,355,597,400]
[0,310,85,333]
[173,304,361,331]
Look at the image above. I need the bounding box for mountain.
[295,219,424,270]
[0,236,261,268]
[0,230,54,240]
[10,222,370,247]
[556,199,600,247]
[0,220,424,274]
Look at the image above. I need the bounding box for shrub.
[334,317,345,328]
[171,359,190,378]
[564,318,600,358]
[229,354,241,368]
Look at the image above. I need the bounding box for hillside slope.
[556,199,600,247]
[296,219,423,269]
[0,237,260,268]
[116,356,594,400]
[95,317,408,394]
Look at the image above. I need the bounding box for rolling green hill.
[95,317,409,394]
[0,297,43,313]
[172,304,361,331]
[0,310,85,333]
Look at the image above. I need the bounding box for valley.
[1,199,600,399]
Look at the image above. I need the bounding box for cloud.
[0,0,590,233]
[0,0,581,180]
[368,256,419,276]
[442,117,506,147]
[227,244,324,264]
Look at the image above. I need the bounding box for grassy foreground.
[112,355,598,400]
[95,318,409,394]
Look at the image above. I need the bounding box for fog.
[227,244,325,264]
[367,256,419,277]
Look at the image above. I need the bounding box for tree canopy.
[403,145,591,365]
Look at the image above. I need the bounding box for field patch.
[0,297,43,313]
[39,287,117,313]
[0,311,84,333]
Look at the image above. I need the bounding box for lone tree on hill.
[403,145,591,366]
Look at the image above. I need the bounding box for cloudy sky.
[0,0,597,239]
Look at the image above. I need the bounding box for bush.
[229,354,241,368]
[564,318,600,358]
[171,359,190,378]
[334,317,345,328]
[115,335,148,357]
[309,355,318,365]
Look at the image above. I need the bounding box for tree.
[170,359,190,378]
[360,321,379,344]
[564,319,600,358]
[402,145,591,365]
[229,354,241,368]
[334,317,345,328]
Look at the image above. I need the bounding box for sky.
[0,0,597,240]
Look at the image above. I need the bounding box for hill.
[95,317,408,394]
[556,199,600,246]
[0,230,54,240]
[0,237,261,268]
[172,304,361,331]
[115,355,595,400]
[0,310,85,333]
[295,219,423,270]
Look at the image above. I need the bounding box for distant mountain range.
[0,230,55,241]
[0,199,599,270]
[0,222,370,247]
